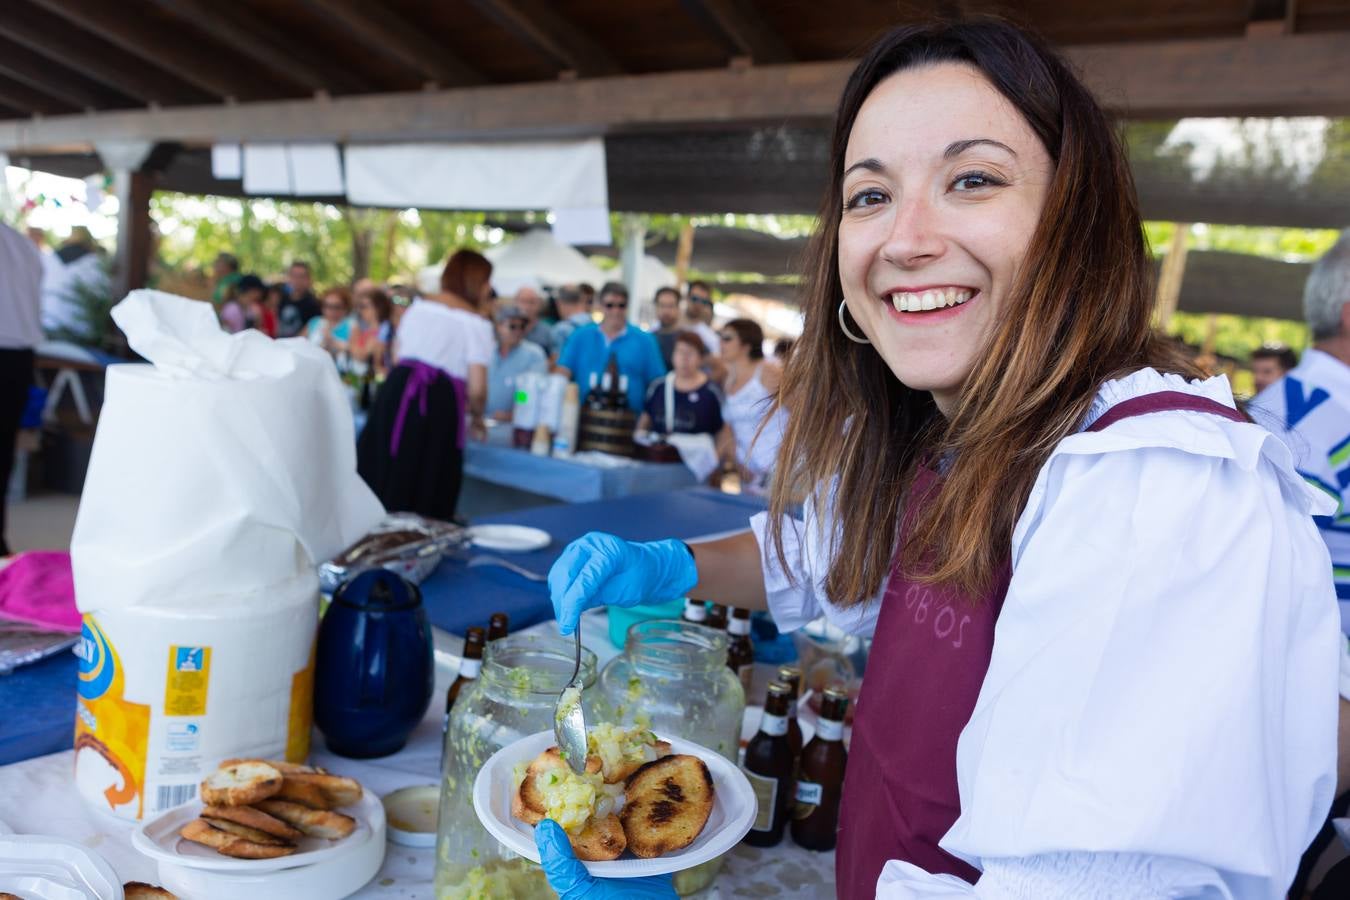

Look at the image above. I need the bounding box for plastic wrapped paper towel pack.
[69,291,384,820]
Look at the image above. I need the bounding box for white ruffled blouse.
[748,369,1341,899]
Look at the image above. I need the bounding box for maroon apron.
[834,391,1247,898]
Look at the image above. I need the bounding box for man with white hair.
[1253,230,1350,631]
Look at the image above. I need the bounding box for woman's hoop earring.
[837,300,871,345]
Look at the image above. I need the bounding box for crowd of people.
[207,246,797,515]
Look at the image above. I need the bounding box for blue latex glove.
[548,533,697,635]
[535,819,677,900]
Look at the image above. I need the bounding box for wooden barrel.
[577,406,637,457]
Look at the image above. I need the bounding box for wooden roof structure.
[1,1,1347,308]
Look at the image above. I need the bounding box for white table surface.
[0,610,834,898]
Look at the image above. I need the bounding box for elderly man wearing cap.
[487,302,549,420]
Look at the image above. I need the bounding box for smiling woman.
[535,17,1341,900]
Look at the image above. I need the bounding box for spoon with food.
[554,630,588,774]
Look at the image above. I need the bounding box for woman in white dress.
[718,317,786,491]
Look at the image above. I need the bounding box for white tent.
[484,228,608,297]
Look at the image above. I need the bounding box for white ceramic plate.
[0,835,124,900]
[473,729,756,878]
[467,524,552,553]
[132,788,382,873]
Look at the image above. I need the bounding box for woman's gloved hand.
[547,533,697,635]
[535,819,677,900]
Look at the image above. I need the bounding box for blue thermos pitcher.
[314,569,434,758]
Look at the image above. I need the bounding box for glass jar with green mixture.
[595,618,746,895]
[434,633,599,899]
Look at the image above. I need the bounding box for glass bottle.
[705,603,728,631]
[777,664,804,760]
[486,612,509,643]
[434,634,599,898]
[440,627,484,771]
[682,598,708,625]
[741,680,794,848]
[726,607,754,696]
[790,686,849,851]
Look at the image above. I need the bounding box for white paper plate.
[0,835,124,900]
[467,524,552,553]
[132,788,382,873]
[473,729,756,878]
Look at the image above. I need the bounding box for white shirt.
[40,246,107,336]
[689,320,721,357]
[0,223,42,349]
[1249,348,1350,633]
[750,368,1340,899]
[392,299,492,380]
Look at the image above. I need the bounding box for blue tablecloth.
[0,488,766,767]
[464,425,697,503]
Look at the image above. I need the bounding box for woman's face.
[322,294,347,322]
[358,298,377,326]
[719,328,745,363]
[672,342,702,377]
[837,62,1053,415]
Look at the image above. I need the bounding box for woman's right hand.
[547,533,697,635]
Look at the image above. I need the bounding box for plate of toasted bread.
[132,758,381,873]
[473,725,756,878]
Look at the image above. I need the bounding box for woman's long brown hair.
[768,18,1200,605]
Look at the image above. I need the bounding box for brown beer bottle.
[741,681,795,847]
[682,598,708,625]
[776,665,804,759]
[446,627,485,715]
[706,603,729,631]
[726,607,754,695]
[487,612,510,642]
[789,686,849,851]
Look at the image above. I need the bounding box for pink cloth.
[0,551,80,633]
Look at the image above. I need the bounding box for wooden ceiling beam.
[24,0,270,101]
[149,0,371,95]
[471,0,623,77]
[683,0,794,64]
[0,36,136,111]
[4,31,1350,152]
[0,74,80,117]
[0,3,207,106]
[302,0,485,87]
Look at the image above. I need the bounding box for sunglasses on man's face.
[502,320,525,330]
[603,301,628,310]
[690,295,713,306]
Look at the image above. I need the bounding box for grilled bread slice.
[280,773,363,807]
[201,804,303,842]
[516,747,602,823]
[199,762,283,807]
[179,818,296,859]
[219,758,326,776]
[600,740,673,784]
[620,754,714,858]
[570,813,627,861]
[199,817,291,846]
[254,799,357,839]
[122,884,177,900]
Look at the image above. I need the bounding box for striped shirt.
[1251,348,1350,632]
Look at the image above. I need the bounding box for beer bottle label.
[793,780,822,818]
[817,718,844,741]
[758,712,787,737]
[742,767,779,832]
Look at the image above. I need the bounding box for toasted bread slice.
[219,758,326,776]
[570,813,627,861]
[601,740,673,784]
[255,799,357,839]
[282,773,362,807]
[199,762,283,807]
[180,818,297,859]
[200,816,290,846]
[201,804,303,842]
[123,884,177,900]
[620,754,714,858]
[517,748,602,820]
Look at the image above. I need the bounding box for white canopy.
[484,228,608,296]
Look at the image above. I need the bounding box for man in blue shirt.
[556,282,666,412]
[487,303,549,419]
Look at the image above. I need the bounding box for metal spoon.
[553,629,588,774]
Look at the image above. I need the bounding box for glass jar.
[595,619,747,894]
[434,633,600,899]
